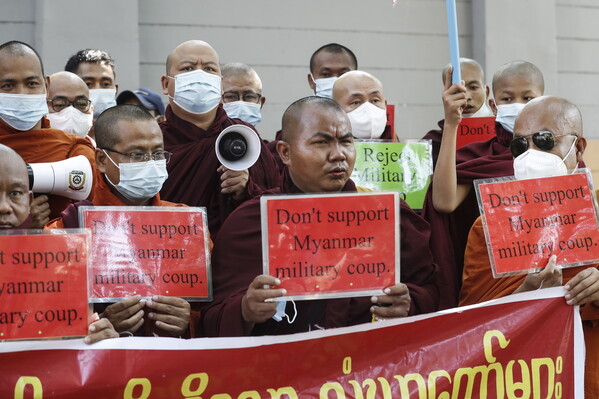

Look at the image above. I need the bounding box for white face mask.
[0,93,48,131]
[466,102,494,118]
[89,88,117,118]
[47,106,93,138]
[223,101,262,125]
[495,103,527,133]
[312,76,337,98]
[513,138,577,180]
[104,151,168,201]
[168,69,222,115]
[347,102,387,139]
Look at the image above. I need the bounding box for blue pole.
[446,0,461,84]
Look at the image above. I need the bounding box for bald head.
[281,96,348,143]
[516,96,582,137]
[165,40,219,75]
[0,144,30,229]
[442,58,484,85]
[222,63,261,84]
[492,61,544,96]
[0,41,44,76]
[332,70,386,114]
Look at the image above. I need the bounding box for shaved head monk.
[201,96,438,337]
[221,62,265,126]
[423,60,545,309]
[46,105,195,337]
[332,70,395,140]
[0,144,117,343]
[0,144,31,229]
[0,40,97,227]
[459,96,598,397]
[46,71,93,139]
[159,40,280,237]
[307,43,357,98]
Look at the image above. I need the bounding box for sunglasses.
[509,131,578,158]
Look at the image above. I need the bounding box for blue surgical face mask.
[223,101,262,126]
[0,93,48,131]
[168,69,222,115]
[495,103,526,133]
[103,151,168,202]
[89,88,117,118]
[312,76,338,98]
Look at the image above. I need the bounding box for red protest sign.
[261,192,399,299]
[0,231,89,340]
[0,289,582,398]
[79,207,211,302]
[476,170,599,276]
[456,116,496,149]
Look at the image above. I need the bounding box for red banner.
[476,171,599,276]
[79,206,211,301]
[456,116,496,149]
[0,231,89,340]
[0,288,583,398]
[261,193,399,299]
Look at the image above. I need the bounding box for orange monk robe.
[46,171,208,338]
[460,216,599,398]
[0,117,97,219]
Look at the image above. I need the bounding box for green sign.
[350,140,432,209]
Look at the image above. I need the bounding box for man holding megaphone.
[0,41,97,227]
[159,40,281,237]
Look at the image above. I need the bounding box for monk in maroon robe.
[159,40,281,237]
[201,96,438,337]
[424,61,545,309]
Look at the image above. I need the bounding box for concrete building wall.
[0,0,597,140]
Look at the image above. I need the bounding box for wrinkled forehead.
[0,154,29,185]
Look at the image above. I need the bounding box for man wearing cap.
[159,40,280,237]
[117,88,166,123]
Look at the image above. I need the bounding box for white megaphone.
[215,124,261,171]
[27,155,93,201]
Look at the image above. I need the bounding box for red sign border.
[474,168,599,277]
[0,228,91,341]
[78,206,212,302]
[260,192,400,300]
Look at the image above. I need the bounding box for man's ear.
[485,85,490,99]
[489,98,497,116]
[307,74,316,93]
[276,140,291,166]
[95,148,108,174]
[45,75,50,93]
[260,96,266,109]
[115,83,119,96]
[576,136,587,164]
[161,75,169,96]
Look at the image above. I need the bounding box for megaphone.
[215,124,261,171]
[27,155,93,201]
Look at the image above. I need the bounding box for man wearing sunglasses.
[460,96,599,397]
[47,105,195,339]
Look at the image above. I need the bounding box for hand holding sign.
[242,275,286,325]
[565,267,599,306]
[370,283,411,319]
[146,295,191,336]
[513,255,562,295]
[101,295,145,334]
[84,318,119,344]
[442,66,467,127]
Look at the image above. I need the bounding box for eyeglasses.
[509,131,578,158]
[47,97,92,113]
[222,91,262,104]
[102,148,172,164]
